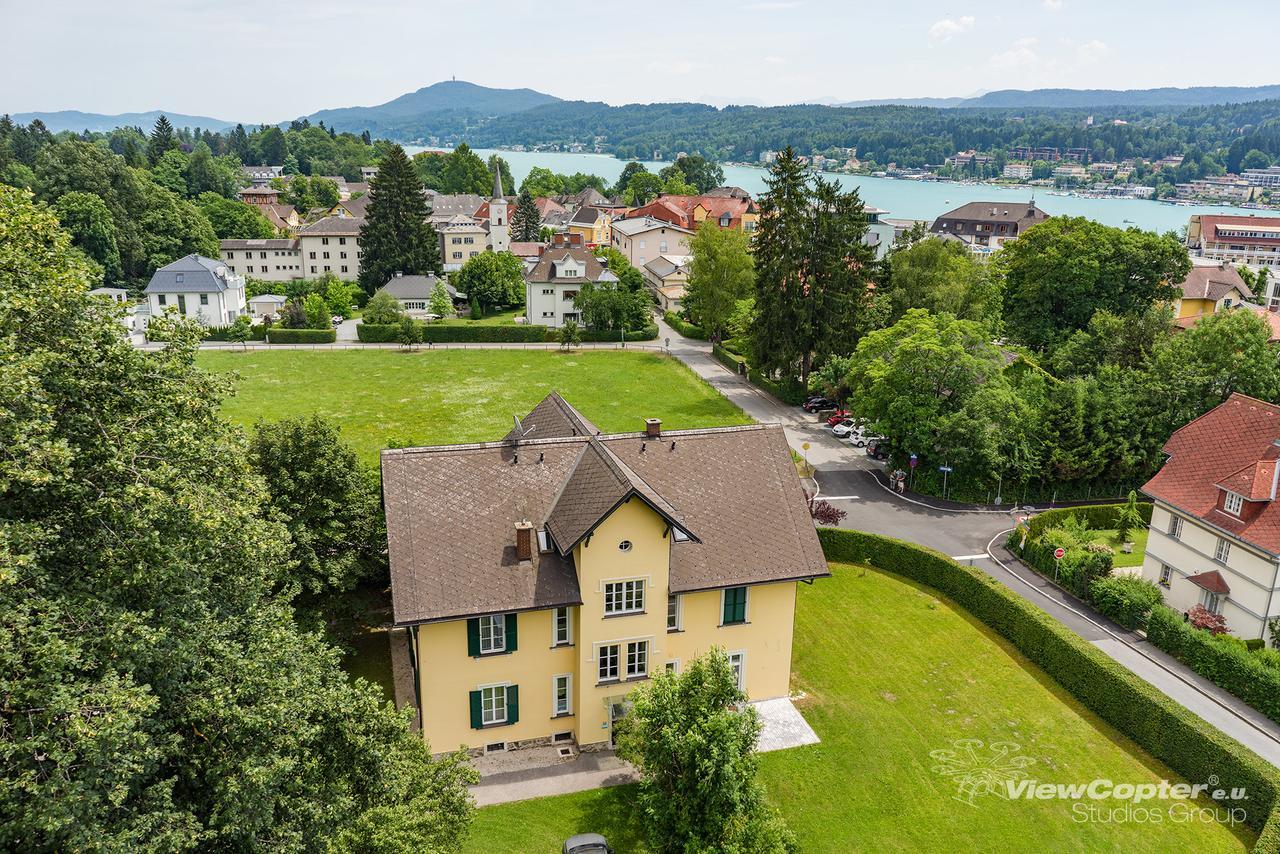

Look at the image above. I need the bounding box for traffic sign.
[909,453,918,469]
[1053,547,1066,560]
[938,465,953,473]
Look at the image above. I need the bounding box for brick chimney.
[645,418,662,438]
[515,520,534,563]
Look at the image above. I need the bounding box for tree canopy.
[358,145,440,294]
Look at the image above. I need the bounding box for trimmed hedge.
[1017,531,1112,598]
[1148,605,1280,725]
[1024,502,1153,540]
[713,342,746,374]
[818,527,1280,849]
[203,323,268,342]
[578,323,659,342]
[266,328,336,344]
[1089,574,1163,630]
[356,323,402,343]
[357,322,658,344]
[748,366,808,405]
[664,310,707,340]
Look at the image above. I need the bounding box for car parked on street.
[844,426,871,447]
[831,418,859,438]
[563,834,613,854]
[825,409,851,426]
[865,438,891,460]
[802,396,834,413]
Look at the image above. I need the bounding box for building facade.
[381,394,828,752]
[297,216,363,280]
[523,247,617,328]
[929,201,1049,253]
[219,238,303,282]
[143,254,246,326]
[1187,214,1280,270]
[608,217,693,269]
[1140,393,1280,642]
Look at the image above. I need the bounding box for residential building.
[929,201,1049,252]
[297,216,363,280]
[624,193,759,233]
[241,165,283,187]
[219,238,303,282]
[535,197,571,231]
[945,150,994,169]
[378,272,465,317]
[1175,177,1255,203]
[609,217,693,268]
[1243,167,1280,189]
[247,294,286,319]
[143,254,246,326]
[360,165,378,181]
[566,206,611,247]
[425,192,486,227]
[1053,164,1089,182]
[381,393,829,752]
[1141,393,1280,642]
[642,255,691,312]
[1187,214,1280,269]
[1003,163,1033,180]
[509,241,546,270]
[331,194,371,219]
[439,216,489,271]
[1172,262,1254,319]
[862,206,895,261]
[263,204,301,233]
[237,186,280,206]
[87,286,129,305]
[523,247,617,328]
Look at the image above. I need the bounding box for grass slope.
[465,565,1253,852]
[196,349,750,463]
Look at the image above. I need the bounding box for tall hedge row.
[664,311,706,339]
[203,323,268,342]
[265,328,336,344]
[818,527,1280,848]
[712,342,746,374]
[1147,605,1280,725]
[356,322,658,344]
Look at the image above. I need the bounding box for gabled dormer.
[1213,449,1280,523]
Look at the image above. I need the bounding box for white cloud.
[989,37,1040,70]
[1043,0,1063,11]
[1076,39,1108,63]
[763,55,787,65]
[928,16,975,44]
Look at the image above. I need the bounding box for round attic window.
[618,540,633,552]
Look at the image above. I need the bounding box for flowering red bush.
[806,493,847,526]
[1187,605,1229,635]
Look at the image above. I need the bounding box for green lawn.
[434,309,524,327]
[196,349,750,464]
[464,564,1254,852]
[1090,528,1150,568]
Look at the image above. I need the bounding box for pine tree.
[357,145,441,295]
[750,147,812,382]
[147,114,178,166]
[511,188,542,242]
[807,176,873,371]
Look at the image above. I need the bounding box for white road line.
[820,495,859,501]
[950,553,990,561]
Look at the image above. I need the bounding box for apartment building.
[297,216,363,280]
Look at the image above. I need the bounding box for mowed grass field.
[464,565,1255,853]
[196,349,751,463]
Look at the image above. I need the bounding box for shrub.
[817,528,1280,847]
[266,328,336,344]
[424,325,548,344]
[1148,604,1280,726]
[355,323,403,343]
[1016,527,1113,599]
[203,322,267,342]
[1089,574,1162,630]
[713,342,746,374]
[1188,604,1230,635]
[1248,638,1267,652]
[578,323,658,342]
[747,366,807,405]
[362,292,404,325]
[664,310,706,340]
[1023,502,1153,541]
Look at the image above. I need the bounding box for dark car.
[802,397,834,413]
[865,438,892,460]
[563,833,613,854]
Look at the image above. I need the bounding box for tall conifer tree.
[357,145,440,295]
[146,114,178,166]
[511,188,542,242]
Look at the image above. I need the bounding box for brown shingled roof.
[1178,265,1253,302]
[382,395,828,625]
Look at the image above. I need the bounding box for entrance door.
[608,702,626,749]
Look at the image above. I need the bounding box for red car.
[824,409,851,426]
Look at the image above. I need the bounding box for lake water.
[405,146,1269,235]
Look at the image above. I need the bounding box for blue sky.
[3,0,1275,121]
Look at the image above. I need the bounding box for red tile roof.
[1186,570,1231,595]
[623,194,757,230]
[1199,214,1280,247]
[1142,393,1280,554]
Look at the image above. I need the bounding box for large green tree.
[146,114,179,166]
[616,650,796,853]
[196,191,276,239]
[671,154,724,194]
[452,250,525,312]
[683,220,754,339]
[52,190,123,283]
[886,236,1000,324]
[358,145,440,294]
[510,188,541,242]
[997,217,1190,351]
[0,185,477,851]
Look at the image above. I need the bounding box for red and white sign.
[1053,547,1066,560]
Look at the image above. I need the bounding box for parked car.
[831,418,858,438]
[330,315,344,327]
[844,427,871,448]
[802,397,834,413]
[865,438,891,460]
[563,834,613,854]
[824,409,851,426]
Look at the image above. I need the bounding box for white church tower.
[488,167,510,253]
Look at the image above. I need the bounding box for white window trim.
[596,642,620,682]
[626,639,649,679]
[1168,513,1183,540]
[552,606,572,647]
[1201,590,1223,615]
[603,578,647,616]
[1225,491,1244,516]
[1158,564,1173,588]
[595,635,654,683]
[479,614,506,654]
[1214,537,1231,564]
[665,659,680,674]
[728,650,747,692]
[719,586,750,626]
[667,594,683,632]
[552,673,573,716]
[478,682,510,726]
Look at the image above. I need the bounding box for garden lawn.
[434,309,525,327]
[464,564,1254,853]
[196,349,750,464]
[1089,527,1150,568]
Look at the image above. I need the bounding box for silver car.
[563,833,612,854]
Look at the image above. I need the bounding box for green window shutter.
[724,587,747,624]
[505,613,518,652]
[469,690,483,729]
[467,618,480,657]
[506,685,519,725]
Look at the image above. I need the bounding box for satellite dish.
[511,415,536,442]
[216,266,228,278]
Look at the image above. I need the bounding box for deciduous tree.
[684,220,754,340]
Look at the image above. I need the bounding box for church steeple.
[492,167,504,200]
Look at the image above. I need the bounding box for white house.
[1140,393,1280,642]
[377,272,465,318]
[523,247,617,328]
[248,294,287,319]
[609,216,693,269]
[143,254,247,326]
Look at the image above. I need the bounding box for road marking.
[820,495,859,501]
[950,553,990,561]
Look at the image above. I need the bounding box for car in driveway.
[824,409,851,426]
[802,396,834,413]
[865,438,892,460]
[843,426,871,447]
[830,418,859,438]
[563,833,613,854]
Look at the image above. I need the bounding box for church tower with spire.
[488,167,510,253]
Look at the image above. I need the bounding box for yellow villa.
[381,393,827,753]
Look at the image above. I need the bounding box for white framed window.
[728,651,746,691]
[1159,564,1172,588]
[1202,590,1222,615]
[604,579,645,615]
[598,644,620,682]
[553,674,572,716]
[481,685,508,725]
[1225,491,1244,516]
[1168,514,1183,539]
[1214,537,1231,564]
[553,607,571,646]
[665,660,679,674]
[479,614,506,654]
[626,640,649,678]
[667,594,682,632]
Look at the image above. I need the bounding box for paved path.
[655,315,1280,767]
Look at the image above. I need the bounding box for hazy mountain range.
[11,80,1280,135]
